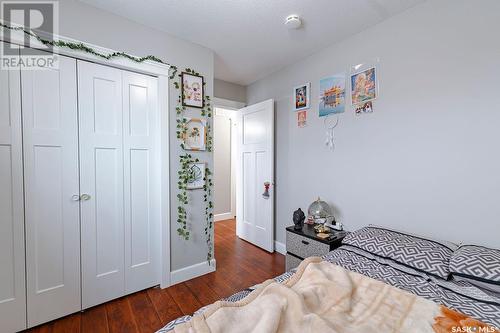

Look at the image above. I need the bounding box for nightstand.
[285,225,347,271]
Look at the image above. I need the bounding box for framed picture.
[182,72,204,108]
[355,101,373,115]
[350,67,377,105]
[183,117,206,151]
[297,110,307,128]
[186,162,206,190]
[293,83,310,111]
[319,73,346,117]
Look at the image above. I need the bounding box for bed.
[158,227,500,332]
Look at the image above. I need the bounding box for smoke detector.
[285,15,302,29]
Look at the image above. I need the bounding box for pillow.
[450,245,500,294]
[342,226,454,279]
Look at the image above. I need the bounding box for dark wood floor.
[26,219,285,333]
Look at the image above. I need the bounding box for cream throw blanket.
[173,257,496,333]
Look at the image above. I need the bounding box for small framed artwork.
[293,83,310,111]
[186,162,206,190]
[183,118,206,151]
[297,110,307,128]
[182,72,204,108]
[350,67,377,105]
[355,101,373,115]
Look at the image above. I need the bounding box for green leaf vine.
[173,68,214,263]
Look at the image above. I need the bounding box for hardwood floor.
[26,219,285,333]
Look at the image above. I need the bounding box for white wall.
[247,0,500,248]
[213,113,233,218]
[58,0,215,270]
[214,79,247,103]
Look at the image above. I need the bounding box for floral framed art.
[183,117,207,151]
[182,72,205,108]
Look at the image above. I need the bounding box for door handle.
[81,194,91,201]
[71,195,81,201]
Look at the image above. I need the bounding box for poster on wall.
[355,101,373,115]
[297,110,307,128]
[319,74,346,117]
[350,67,377,105]
[293,83,311,111]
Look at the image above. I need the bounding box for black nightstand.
[285,225,347,270]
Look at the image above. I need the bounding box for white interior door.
[21,54,81,327]
[78,61,125,309]
[122,71,160,294]
[0,43,26,333]
[236,99,275,252]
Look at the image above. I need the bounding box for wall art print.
[319,74,346,117]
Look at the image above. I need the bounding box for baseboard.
[214,212,234,222]
[274,241,286,255]
[170,259,217,285]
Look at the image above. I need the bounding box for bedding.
[170,257,496,333]
[342,226,454,279]
[450,245,500,295]
[158,245,500,332]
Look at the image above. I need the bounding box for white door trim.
[0,29,172,288]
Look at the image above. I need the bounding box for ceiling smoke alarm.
[285,15,302,29]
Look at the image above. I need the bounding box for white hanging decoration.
[324,115,339,151]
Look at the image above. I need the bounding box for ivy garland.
[174,68,214,262]
[0,22,178,78]
[0,22,214,263]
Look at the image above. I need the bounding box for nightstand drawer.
[286,230,330,259]
[286,253,302,271]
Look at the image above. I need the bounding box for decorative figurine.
[292,208,306,230]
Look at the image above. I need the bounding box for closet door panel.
[122,72,160,293]
[0,44,26,333]
[78,61,125,309]
[22,54,81,327]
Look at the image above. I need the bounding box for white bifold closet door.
[78,61,159,309]
[21,53,82,327]
[0,43,26,333]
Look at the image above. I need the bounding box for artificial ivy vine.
[0,22,214,263]
[173,68,214,262]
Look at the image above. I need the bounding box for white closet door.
[0,43,26,333]
[21,54,81,327]
[122,71,160,293]
[78,61,125,309]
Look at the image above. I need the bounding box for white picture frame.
[183,117,207,151]
[186,162,206,190]
[293,82,311,111]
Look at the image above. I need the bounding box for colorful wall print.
[294,83,310,111]
[297,110,307,128]
[319,74,346,117]
[355,101,374,115]
[350,67,377,105]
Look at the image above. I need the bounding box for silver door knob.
[81,194,91,201]
[71,195,80,201]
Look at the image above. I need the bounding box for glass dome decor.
[307,197,332,219]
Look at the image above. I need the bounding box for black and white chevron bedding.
[157,245,500,332]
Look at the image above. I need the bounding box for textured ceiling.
[77,0,426,85]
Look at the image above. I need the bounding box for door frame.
[2,29,172,288]
[213,98,245,222]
